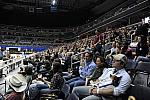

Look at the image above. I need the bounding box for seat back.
[136,62,150,73]
[132,62,150,86]
[127,85,150,100]
[125,60,137,70]
[61,84,70,99]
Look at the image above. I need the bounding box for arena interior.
[0,0,150,100]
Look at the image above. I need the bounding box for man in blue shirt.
[66,50,96,92]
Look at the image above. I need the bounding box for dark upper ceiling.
[0,0,127,28]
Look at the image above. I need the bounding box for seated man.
[65,50,96,91]
[68,54,131,100]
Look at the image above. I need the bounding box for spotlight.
[52,0,56,5]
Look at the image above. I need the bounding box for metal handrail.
[77,0,149,36]
[0,74,7,94]
[0,57,24,74]
[0,52,40,77]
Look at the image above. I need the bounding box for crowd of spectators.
[1,20,149,100]
[0,0,149,99]
[0,0,147,47]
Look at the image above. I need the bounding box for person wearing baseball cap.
[112,54,128,68]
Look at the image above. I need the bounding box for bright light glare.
[52,0,56,5]
[145,17,150,23]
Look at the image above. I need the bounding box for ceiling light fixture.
[50,0,57,12]
[52,0,56,5]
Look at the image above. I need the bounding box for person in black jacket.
[136,36,149,57]
[136,23,149,37]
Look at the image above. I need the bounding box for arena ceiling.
[0,0,127,28]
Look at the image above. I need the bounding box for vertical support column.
[128,17,131,25]
[0,69,3,78]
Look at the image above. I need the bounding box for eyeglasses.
[85,56,90,57]
[112,59,120,62]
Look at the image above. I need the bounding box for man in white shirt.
[68,54,131,100]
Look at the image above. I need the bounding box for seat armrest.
[85,76,92,86]
[40,88,60,94]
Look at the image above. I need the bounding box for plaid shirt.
[5,91,24,100]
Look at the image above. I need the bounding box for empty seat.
[132,62,150,86]
[127,85,150,100]
[125,60,137,70]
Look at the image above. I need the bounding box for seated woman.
[29,62,64,100]
[4,74,27,100]
[121,42,133,60]
[85,56,107,86]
